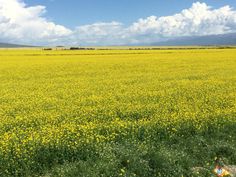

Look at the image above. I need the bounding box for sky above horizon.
[0,0,236,46]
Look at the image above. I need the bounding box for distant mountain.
[0,43,36,48]
[2,33,236,47]
[152,33,236,46]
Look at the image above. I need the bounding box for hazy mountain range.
[0,43,35,48]
[151,33,236,46]
[0,33,236,47]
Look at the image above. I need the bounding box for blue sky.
[1,0,236,45]
[24,0,236,28]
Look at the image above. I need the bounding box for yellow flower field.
[0,49,235,176]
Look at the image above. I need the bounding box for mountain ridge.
[0,42,36,48]
[151,33,236,46]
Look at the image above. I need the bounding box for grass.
[0,49,235,176]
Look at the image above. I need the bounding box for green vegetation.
[0,49,235,176]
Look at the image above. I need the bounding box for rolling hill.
[0,42,36,48]
[152,33,236,46]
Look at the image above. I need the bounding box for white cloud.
[0,0,72,45]
[127,2,236,43]
[73,22,126,45]
[1,0,236,45]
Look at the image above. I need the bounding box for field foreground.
[0,49,235,176]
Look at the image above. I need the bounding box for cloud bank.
[1,0,236,45]
[0,0,72,45]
